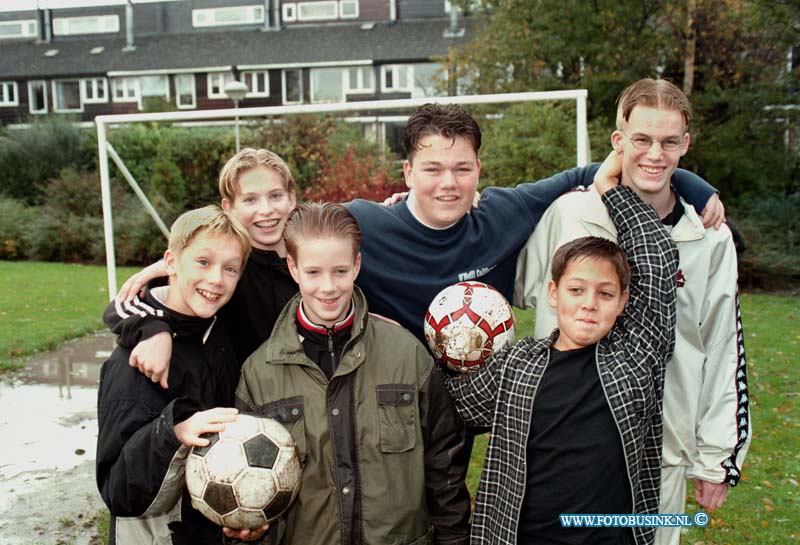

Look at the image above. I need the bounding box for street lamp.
[224,80,249,152]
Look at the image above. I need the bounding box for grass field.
[0,261,137,370]
[0,261,797,543]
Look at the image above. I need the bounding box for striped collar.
[296,301,355,335]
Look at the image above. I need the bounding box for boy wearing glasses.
[516,78,750,544]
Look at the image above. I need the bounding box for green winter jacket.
[235,287,471,545]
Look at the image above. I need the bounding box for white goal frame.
[96,90,590,299]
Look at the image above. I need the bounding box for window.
[81,78,108,103]
[282,69,303,104]
[0,82,18,107]
[193,5,264,27]
[282,3,297,22]
[52,80,82,112]
[344,66,374,94]
[243,71,269,97]
[381,65,412,93]
[53,15,119,36]
[310,68,344,103]
[175,74,196,109]
[140,75,169,98]
[207,72,234,99]
[444,0,481,12]
[0,19,38,40]
[112,77,139,102]
[298,1,337,21]
[340,0,359,18]
[28,81,47,114]
[411,63,445,98]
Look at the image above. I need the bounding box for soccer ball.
[424,281,515,373]
[185,414,301,530]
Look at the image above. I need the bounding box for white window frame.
[28,80,48,114]
[53,15,119,36]
[411,62,445,98]
[297,1,338,21]
[381,65,413,93]
[282,3,297,22]
[111,77,140,103]
[138,75,170,108]
[444,0,480,12]
[192,5,265,27]
[344,66,374,95]
[310,68,346,104]
[0,19,38,40]
[0,81,19,107]
[174,74,196,109]
[51,79,83,113]
[339,0,359,18]
[207,72,234,99]
[282,69,303,105]
[81,77,108,104]
[242,71,270,98]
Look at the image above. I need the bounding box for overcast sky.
[0,0,176,12]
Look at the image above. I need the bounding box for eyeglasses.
[622,131,685,152]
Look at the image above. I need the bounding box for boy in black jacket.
[105,149,299,385]
[96,205,259,545]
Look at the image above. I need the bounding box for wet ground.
[0,332,114,545]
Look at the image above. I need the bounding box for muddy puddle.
[0,332,115,545]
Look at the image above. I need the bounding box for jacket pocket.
[376,384,417,453]
[256,396,307,462]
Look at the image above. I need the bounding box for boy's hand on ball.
[174,408,239,447]
[222,523,270,541]
[593,150,622,196]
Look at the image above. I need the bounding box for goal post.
[95,90,590,299]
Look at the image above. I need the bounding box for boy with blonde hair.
[106,148,299,384]
[96,206,258,545]
[236,202,471,545]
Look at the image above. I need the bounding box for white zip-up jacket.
[514,184,751,487]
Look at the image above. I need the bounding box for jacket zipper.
[595,343,637,540]
[327,328,336,374]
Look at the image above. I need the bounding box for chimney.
[444,3,464,38]
[389,0,397,22]
[273,0,281,30]
[123,0,135,51]
[38,8,52,43]
[262,0,271,31]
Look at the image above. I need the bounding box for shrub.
[734,194,800,284]
[0,117,90,204]
[303,149,405,203]
[0,197,36,259]
[477,102,578,187]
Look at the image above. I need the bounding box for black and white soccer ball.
[185,414,301,530]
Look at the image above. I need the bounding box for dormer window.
[0,19,38,40]
[53,15,119,36]
[193,5,265,27]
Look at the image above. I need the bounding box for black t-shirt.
[516,344,633,545]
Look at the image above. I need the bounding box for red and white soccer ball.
[185,414,301,530]
[424,281,516,373]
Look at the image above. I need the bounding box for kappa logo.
[676,269,686,288]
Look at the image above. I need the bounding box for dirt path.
[0,333,114,545]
